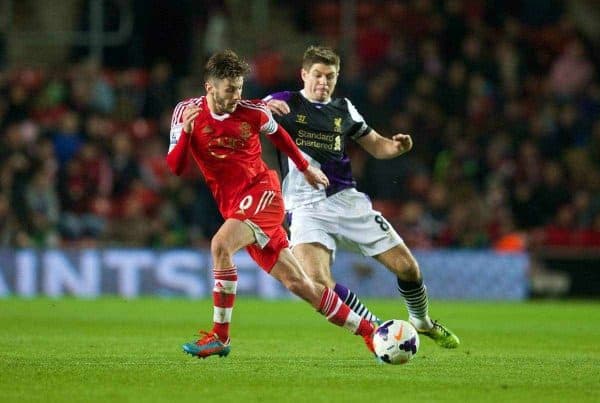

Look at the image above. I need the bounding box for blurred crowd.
[0,60,222,248]
[1,0,600,251]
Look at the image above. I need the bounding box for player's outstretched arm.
[356,130,413,159]
[166,104,200,175]
[266,125,328,189]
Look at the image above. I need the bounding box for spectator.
[143,62,176,120]
[548,38,594,98]
[0,1,598,250]
[24,169,60,246]
[52,111,83,167]
[109,132,140,201]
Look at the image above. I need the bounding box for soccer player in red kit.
[166,50,375,359]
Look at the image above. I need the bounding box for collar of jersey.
[202,97,231,121]
[210,111,231,121]
[300,89,331,105]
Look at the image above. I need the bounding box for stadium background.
[1,0,599,299]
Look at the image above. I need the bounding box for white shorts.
[288,188,403,259]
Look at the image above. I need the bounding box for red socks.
[318,288,374,337]
[211,266,238,341]
[211,273,373,342]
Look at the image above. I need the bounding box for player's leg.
[374,243,460,348]
[209,218,256,339]
[289,198,382,324]
[270,248,376,353]
[182,218,255,358]
[291,243,334,289]
[327,189,458,347]
[373,243,428,327]
[293,242,381,324]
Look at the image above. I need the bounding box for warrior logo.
[295,114,307,124]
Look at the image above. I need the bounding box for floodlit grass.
[1,298,599,402]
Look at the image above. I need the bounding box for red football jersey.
[169,96,279,217]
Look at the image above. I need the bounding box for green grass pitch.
[1,298,599,402]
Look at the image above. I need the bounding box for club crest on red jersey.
[239,122,252,139]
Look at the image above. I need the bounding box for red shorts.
[227,171,289,272]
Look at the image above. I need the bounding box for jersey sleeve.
[166,100,191,175]
[168,101,187,152]
[257,102,279,135]
[263,91,294,103]
[258,101,308,171]
[266,124,308,172]
[345,98,372,140]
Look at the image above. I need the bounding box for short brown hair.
[302,46,340,71]
[204,50,250,81]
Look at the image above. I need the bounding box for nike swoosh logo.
[394,323,404,341]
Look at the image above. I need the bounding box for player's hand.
[182,105,201,133]
[267,99,290,116]
[392,133,413,155]
[302,166,330,190]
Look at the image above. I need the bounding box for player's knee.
[210,236,232,261]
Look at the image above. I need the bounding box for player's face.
[206,77,244,114]
[301,63,338,103]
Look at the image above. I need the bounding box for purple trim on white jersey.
[267,91,294,102]
[320,156,356,197]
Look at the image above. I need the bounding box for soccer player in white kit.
[265,45,459,348]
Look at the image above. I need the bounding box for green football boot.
[412,319,460,349]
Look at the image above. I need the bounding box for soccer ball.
[373,319,420,365]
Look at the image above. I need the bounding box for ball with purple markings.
[373,319,420,365]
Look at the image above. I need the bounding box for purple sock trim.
[334,283,350,301]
